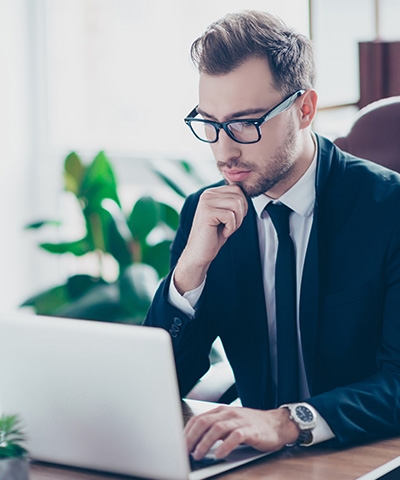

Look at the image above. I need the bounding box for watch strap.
[279,403,315,447]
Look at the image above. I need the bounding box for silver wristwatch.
[279,402,317,446]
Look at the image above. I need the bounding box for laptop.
[356,456,400,480]
[0,313,270,480]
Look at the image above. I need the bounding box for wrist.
[278,407,301,446]
[174,254,209,295]
[279,403,317,447]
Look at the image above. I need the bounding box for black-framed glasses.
[184,89,305,144]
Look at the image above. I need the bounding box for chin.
[235,182,259,198]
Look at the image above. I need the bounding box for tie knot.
[266,202,292,238]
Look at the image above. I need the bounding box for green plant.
[0,415,27,459]
[21,151,181,324]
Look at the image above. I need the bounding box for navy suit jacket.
[144,135,400,445]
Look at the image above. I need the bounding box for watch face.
[295,405,314,423]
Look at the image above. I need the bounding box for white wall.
[0,0,62,312]
[43,0,309,160]
[0,0,34,311]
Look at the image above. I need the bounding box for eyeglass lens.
[190,119,260,143]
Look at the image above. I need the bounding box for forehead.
[198,57,282,120]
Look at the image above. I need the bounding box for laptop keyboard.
[189,454,226,471]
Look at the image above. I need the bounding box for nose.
[211,129,242,165]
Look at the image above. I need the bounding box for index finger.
[203,185,248,221]
[184,406,226,454]
[184,412,213,454]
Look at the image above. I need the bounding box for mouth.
[222,168,252,183]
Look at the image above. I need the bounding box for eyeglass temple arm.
[260,89,305,124]
[185,106,198,119]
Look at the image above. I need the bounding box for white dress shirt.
[168,136,334,445]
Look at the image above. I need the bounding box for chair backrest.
[333,96,400,173]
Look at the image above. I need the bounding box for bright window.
[44,0,309,161]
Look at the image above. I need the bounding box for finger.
[201,199,246,237]
[213,209,237,238]
[214,428,248,458]
[211,184,248,201]
[194,207,238,238]
[191,420,234,460]
[203,189,248,219]
[184,407,228,454]
[201,186,247,215]
[184,413,215,454]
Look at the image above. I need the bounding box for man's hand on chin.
[184,405,300,460]
[174,184,248,295]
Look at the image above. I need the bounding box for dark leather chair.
[334,96,400,173]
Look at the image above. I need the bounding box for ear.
[299,89,318,129]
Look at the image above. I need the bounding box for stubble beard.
[223,121,299,198]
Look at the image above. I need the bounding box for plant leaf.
[152,170,187,198]
[20,275,103,315]
[179,159,193,174]
[64,171,80,195]
[66,274,106,299]
[83,209,107,252]
[142,240,172,278]
[64,152,85,194]
[119,264,159,316]
[39,239,92,256]
[159,202,180,231]
[20,284,70,315]
[105,217,133,269]
[80,151,121,208]
[0,415,27,458]
[24,220,62,230]
[100,198,134,266]
[128,196,160,241]
[0,444,27,459]
[101,199,133,243]
[53,283,123,322]
[177,159,209,185]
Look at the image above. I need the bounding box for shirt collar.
[252,134,317,219]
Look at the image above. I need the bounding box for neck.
[266,130,316,199]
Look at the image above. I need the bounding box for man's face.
[198,57,305,198]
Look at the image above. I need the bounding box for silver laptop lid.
[0,313,190,480]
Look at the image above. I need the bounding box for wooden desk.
[29,436,400,480]
[29,400,400,480]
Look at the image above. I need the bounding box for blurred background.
[1,0,399,315]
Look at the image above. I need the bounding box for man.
[144,10,400,461]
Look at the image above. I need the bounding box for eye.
[241,121,256,128]
[229,121,255,133]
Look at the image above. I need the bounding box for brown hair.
[190,10,316,96]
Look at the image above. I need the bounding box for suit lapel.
[299,134,337,395]
[299,203,319,394]
[231,202,264,299]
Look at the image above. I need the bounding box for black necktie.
[266,202,299,405]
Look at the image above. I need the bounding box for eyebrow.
[197,106,270,122]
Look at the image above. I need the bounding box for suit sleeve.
[143,192,218,396]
